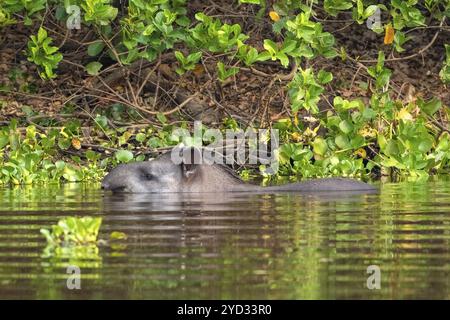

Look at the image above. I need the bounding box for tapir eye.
[141,172,154,180]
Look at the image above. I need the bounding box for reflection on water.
[0,179,449,299]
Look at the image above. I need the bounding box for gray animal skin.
[101,150,377,194]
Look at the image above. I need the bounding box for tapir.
[101,148,376,194]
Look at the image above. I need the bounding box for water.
[0,178,449,299]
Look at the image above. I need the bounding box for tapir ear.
[181,147,202,180]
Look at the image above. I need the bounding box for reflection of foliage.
[1,180,449,298]
[41,243,102,262]
[39,218,103,280]
[40,243,103,287]
[0,183,102,211]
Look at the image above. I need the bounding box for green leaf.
[440,44,450,83]
[282,40,297,54]
[364,5,379,18]
[317,70,333,84]
[312,137,328,156]
[351,135,365,148]
[0,135,8,149]
[115,150,134,163]
[187,52,202,63]
[339,120,353,134]
[174,51,186,63]
[256,51,272,61]
[418,140,433,153]
[95,115,108,129]
[357,0,364,16]
[418,97,442,116]
[217,62,239,81]
[263,39,278,57]
[85,150,100,161]
[40,229,54,244]
[135,133,146,143]
[437,133,450,151]
[335,134,351,149]
[157,113,167,124]
[362,107,376,120]
[86,62,102,76]
[276,52,289,67]
[58,138,71,150]
[55,161,66,170]
[376,69,392,87]
[376,51,385,72]
[378,134,387,150]
[385,140,399,156]
[37,27,47,43]
[87,42,105,57]
[135,155,145,162]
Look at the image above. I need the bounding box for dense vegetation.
[0,0,449,185]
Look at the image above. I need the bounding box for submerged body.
[101,151,376,194]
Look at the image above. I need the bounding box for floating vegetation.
[40,216,103,246]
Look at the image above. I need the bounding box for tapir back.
[264,178,377,193]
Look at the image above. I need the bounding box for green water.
[0,179,449,299]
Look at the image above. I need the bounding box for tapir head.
[101,149,200,193]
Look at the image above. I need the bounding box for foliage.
[40,216,102,245]
[175,51,202,75]
[0,112,188,185]
[27,27,63,79]
[288,68,333,113]
[272,47,450,179]
[40,215,128,260]
[440,44,450,83]
[0,120,105,185]
[217,62,240,82]
[2,0,447,78]
[0,0,449,181]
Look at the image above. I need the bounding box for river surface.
[0,178,449,299]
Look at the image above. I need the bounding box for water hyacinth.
[40,216,102,245]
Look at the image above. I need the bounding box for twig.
[428,115,450,134]
[157,93,199,116]
[349,17,446,63]
[243,62,298,81]
[136,61,160,97]
[81,143,120,152]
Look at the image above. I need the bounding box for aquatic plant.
[40,216,102,245]
[0,120,106,185]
